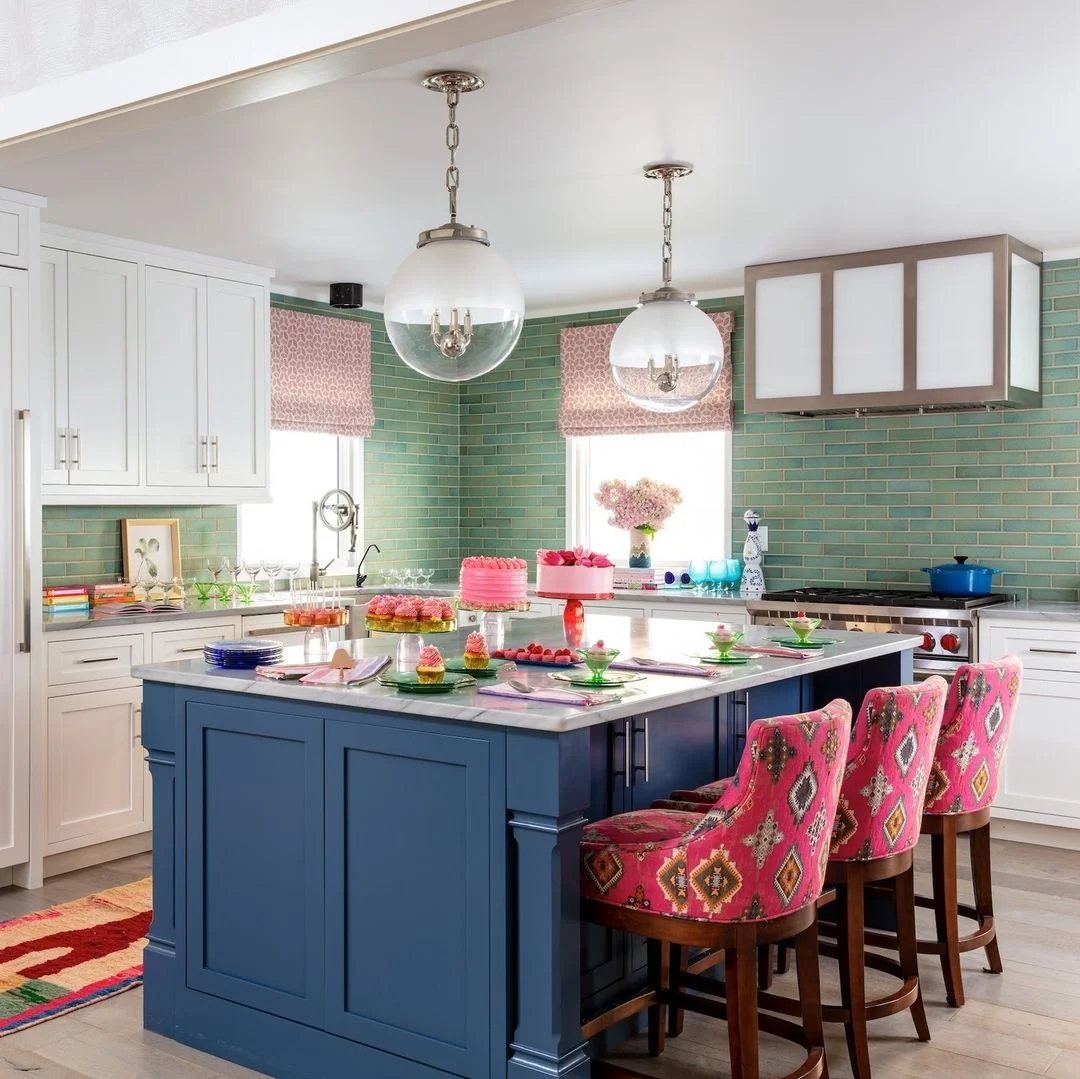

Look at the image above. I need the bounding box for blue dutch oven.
[920,555,1001,597]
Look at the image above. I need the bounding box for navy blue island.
[134,614,917,1079]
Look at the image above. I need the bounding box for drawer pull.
[77,655,121,664]
[175,645,207,653]
[1029,647,1078,656]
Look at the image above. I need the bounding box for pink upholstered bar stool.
[580,701,851,1079]
[911,657,1022,1008]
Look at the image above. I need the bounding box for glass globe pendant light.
[384,71,524,382]
[609,163,725,412]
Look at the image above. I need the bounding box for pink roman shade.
[558,310,734,437]
[270,306,374,437]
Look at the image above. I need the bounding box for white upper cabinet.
[66,253,140,486]
[40,228,272,505]
[745,235,1042,415]
[0,196,31,269]
[145,267,207,488]
[206,277,266,489]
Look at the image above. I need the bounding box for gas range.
[745,586,1009,675]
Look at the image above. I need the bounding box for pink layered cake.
[536,547,615,599]
[458,556,530,612]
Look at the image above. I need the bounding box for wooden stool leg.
[970,821,1003,975]
[776,940,791,975]
[836,878,872,1079]
[796,916,829,1079]
[725,925,760,1079]
[647,939,669,1057]
[758,944,775,990]
[894,862,931,1041]
[667,943,684,1038]
[931,820,965,1007]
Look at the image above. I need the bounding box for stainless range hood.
[744,234,1042,416]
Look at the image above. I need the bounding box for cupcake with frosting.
[464,632,490,670]
[419,598,446,632]
[393,597,422,631]
[415,645,445,684]
[365,595,393,630]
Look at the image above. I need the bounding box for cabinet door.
[206,278,266,489]
[832,262,905,395]
[40,247,70,485]
[629,698,721,811]
[996,672,1080,823]
[145,266,207,488]
[753,272,822,400]
[66,252,139,486]
[0,199,29,269]
[46,687,146,850]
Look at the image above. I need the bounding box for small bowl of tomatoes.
[490,641,578,666]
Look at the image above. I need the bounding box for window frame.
[565,432,732,568]
[238,432,364,571]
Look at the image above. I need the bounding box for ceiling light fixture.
[609,163,725,412]
[383,71,524,382]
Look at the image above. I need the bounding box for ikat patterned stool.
[811,678,948,1079]
[580,700,852,1079]
[912,657,1022,1008]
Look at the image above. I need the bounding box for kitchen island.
[136,614,918,1079]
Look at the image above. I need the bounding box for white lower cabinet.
[648,602,750,624]
[981,616,1080,830]
[46,687,147,853]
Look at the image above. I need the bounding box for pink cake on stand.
[535,548,615,646]
[458,557,531,612]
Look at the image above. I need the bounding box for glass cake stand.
[456,601,531,654]
[367,623,457,672]
[535,591,615,648]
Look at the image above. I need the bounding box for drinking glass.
[241,560,261,585]
[221,557,239,586]
[262,559,283,594]
[303,625,330,662]
[707,559,726,594]
[193,577,215,602]
[206,559,223,584]
[688,559,710,595]
[402,568,417,590]
[420,568,435,587]
[385,567,402,590]
[283,561,301,589]
[720,558,743,594]
[235,581,257,604]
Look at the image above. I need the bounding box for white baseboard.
[991,817,1080,851]
[44,833,152,878]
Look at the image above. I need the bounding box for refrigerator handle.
[16,409,31,654]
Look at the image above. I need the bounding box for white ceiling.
[4,0,1080,313]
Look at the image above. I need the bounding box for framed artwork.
[121,518,182,585]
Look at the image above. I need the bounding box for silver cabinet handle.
[210,435,220,472]
[1029,647,1078,655]
[200,436,208,472]
[70,427,80,468]
[632,717,651,784]
[643,716,650,783]
[57,427,66,466]
[77,655,121,664]
[134,705,142,746]
[175,645,206,653]
[16,409,31,654]
[623,718,631,788]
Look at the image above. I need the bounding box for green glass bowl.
[784,617,822,643]
[193,580,215,601]
[235,582,257,604]
[706,629,744,658]
[213,581,235,601]
[576,647,620,683]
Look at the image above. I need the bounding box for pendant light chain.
[445,86,461,224]
[661,172,674,287]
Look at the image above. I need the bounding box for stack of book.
[42,586,89,616]
[613,567,657,590]
[91,582,138,606]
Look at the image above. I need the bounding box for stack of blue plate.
[203,638,284,669]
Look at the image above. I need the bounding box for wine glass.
[206,559,223,584]
[221,556,239,586]
[283,561,301,588]
[402,568,417,590]
[707,559,726,595]
[241,560,261,585]
[386,567,402,590]
[688,559,710,595]
[420,568,435,588]
[262,559,283,594]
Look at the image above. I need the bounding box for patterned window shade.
[559,310,734,437]
[270,306,374,437]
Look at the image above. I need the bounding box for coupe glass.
[235,582,257,604]
[385,567,402,589]
[193,577,215,602]
[688,559,710,595]
[241,560,261,585]
[419,568,435,587]
[577,646,620,684]
[402,568,418,590]
[283,561,301,588]
[221,557,239,586]
[206,559,223,584]
[262,560,283,594]
[706,627,744,658]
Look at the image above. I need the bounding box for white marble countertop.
[134,614,920,734]
[42,583,752,632]
[976,600,1080,623]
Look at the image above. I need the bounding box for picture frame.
[121,518,182,585]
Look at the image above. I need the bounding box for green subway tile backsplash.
[42,264,1080,600]
[41,505,237,587]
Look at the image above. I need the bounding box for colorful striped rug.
[0,878,151,1036]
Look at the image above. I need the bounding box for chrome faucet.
[355,543,381,588]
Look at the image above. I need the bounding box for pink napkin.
[609,659,724,678]
[478,684,617,706]
[297,655,392,685]
[733,644,818,659]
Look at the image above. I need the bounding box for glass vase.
[629,527,653,569]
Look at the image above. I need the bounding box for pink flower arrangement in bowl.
[537,546,614,568]
[594,478,682,537]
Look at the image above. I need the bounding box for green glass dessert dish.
[577,641,620,684]
[784,613,822,643]
[705,626,744,659]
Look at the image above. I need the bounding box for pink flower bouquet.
[537,546,614,568]
[594,478,682,536]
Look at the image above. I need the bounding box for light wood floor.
[0,838,1078,1078]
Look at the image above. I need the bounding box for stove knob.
[920,632,936,651]
[940,632,961,654]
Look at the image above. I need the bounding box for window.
[239,430,363,569]
[566,431,731,566]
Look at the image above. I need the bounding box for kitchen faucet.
[355,543,381,588]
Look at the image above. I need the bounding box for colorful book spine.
[42,587,89,597]
[43,595,89,606]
